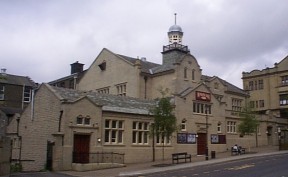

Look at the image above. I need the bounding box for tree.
[238,106,259,151]
[150,94,177,161]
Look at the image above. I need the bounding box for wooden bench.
[231,147,246,155]
[172,152,191,164]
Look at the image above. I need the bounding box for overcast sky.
[1,0,287,88]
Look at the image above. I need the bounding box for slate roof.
[48,70,86,85]
[47,84,156,115]
[117,54,162,74]
[201,75,248,96]
[0,74,37,87]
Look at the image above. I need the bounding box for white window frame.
[104,119,124,144]
[227,121,236,133]
[132,121,149,145]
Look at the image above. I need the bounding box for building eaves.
[0,74,37,87]
[48,71,86,85]
[117,54,161,74]
[201,75,248,96]
[48,84,156,115]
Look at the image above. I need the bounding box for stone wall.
[0,137,11,176]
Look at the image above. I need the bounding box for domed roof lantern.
[168,13,183,44]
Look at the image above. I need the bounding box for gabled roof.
[201,75,248,96]
[46,84,156,115]
[117,54,161,73]
[0,74,37,87]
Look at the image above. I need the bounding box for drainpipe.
[58,110,63,132]
[144,76,147,99]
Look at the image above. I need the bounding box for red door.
[73,134,90,163]
[197,133,207,155]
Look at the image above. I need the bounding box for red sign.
[196,91,211,102]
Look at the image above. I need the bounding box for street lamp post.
[205,106,209,161]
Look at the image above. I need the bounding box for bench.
[231,147,246,155]
[172,152,191,164]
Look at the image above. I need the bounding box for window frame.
[104,119,124,144]
[0,84,4,100]
[132,121,149,145]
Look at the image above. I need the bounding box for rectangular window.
[254,80,258,90]
[227,121,236,133]
[116,83,126,96]
[193,102,211,114]
[156,135,171,145]
[76,115,91,125]
[0,84,4,100]
[281,75,288,86]
[104,119,124,144]
[23,86,32,102]
[280,94,288,106]
[232,98,242,111]
[249,81,254,91]
[132,121,149,145]
[250,101,255,108]
[259,100,265,108]
[258,79,264,89]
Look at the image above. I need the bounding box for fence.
[73,152,125,164]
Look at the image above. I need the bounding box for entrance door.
[197,133,207,155]
[46,141,54,171]
[73,134,90,163]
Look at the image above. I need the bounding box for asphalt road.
[143,153,288,177]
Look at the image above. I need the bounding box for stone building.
[7,18,284,172]
[242,56,288,146]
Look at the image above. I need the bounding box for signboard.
[196,91,211,102]
[177,133,196,144]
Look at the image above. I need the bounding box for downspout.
[22,85,25,110]
[16,115,22,164]
[31,89,35,121]
[58,110,63,132]
[144,76,148,99]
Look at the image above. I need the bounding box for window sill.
[69,125,98,129]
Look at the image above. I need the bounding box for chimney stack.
[70,61,84,74]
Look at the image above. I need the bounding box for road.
[9,172,74,177]
[144,153,288,177]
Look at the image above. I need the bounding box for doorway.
[73,134,90,163]
[197,133,207,155]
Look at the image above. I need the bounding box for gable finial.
[174,13,177,25]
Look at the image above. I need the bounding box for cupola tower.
[162,13,190,65]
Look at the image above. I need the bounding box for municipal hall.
[6,17,288,171]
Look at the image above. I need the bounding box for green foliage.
[238,106,259,136]
[151,97,177,139]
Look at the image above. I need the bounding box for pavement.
[59,145,288,177]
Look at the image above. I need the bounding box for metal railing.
[73,152,125,164]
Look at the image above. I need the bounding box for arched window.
[184,67,187,79]
[192,69,195,80]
